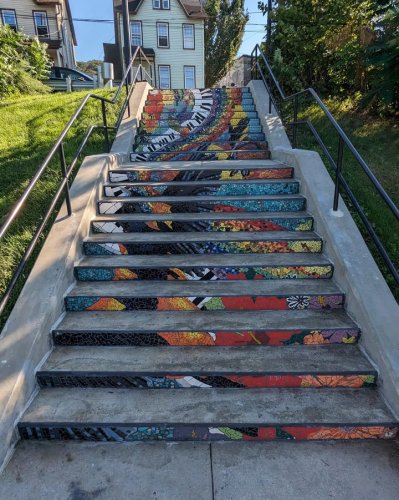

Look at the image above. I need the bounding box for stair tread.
[77,253,332,268]
[40,345,373,374]
[105,180,297,187]
[118,160,283,170]
[21,387,395,425]
[92,211,312,222]
[68,279,342,297]
[85,231,321,243]
[99,194,305,203]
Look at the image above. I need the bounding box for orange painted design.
[113,268,138,281]
[86,298,125,311]
[307,427,397,440]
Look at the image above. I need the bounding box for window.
[1,9,17,31]
[183,24,195,49]
[153,0,170,9]
[157,22,169,48]
[33,11,49,38]
[159,65,171,89]
[131,21,142,46]
[184,66,196,89]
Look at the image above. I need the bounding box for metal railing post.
[333,137,344,211]
[59,142,72,216]
[101,100,110,152]
[292,95,299,148]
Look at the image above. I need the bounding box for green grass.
[0,90,122,327]
[291,97,399,298]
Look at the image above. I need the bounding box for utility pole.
[266,0,272,54]
[122,0,132,82]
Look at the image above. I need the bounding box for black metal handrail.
[0,46,153,317]
[250,43,399,286]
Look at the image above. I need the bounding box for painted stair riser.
[65,293,345,312]
[142,111,259,121]
[145,98,256,109]
[143,103,256,113]
[135,133,266,144]
[147,88,251,98]
[83,239,323,256]
[37,373,376,390]
[18,424,398,442]
[108,168,294,183]
[91,217,314,234]
[141,126,264,135]
[132,141,268,154]
[97,199,306,215]
[130,150,270,163]
[74,264,334,282]
[104,182,300,198]
[141,118,262,130]
[53,328,361,347]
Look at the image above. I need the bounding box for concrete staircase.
[18,87,398,442]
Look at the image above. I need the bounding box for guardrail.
[250,43,399,287]
[0,46,153,317]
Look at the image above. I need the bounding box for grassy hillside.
[0,90,121,326]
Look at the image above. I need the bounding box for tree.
[77,60,103,76]
[367,0,399,112]
[204,0,248,87]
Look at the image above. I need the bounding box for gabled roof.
[114,0,207,20]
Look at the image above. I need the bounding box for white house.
[108,0,206,88]
[0,0,77,68]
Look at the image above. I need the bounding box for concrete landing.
[1,441,399,499]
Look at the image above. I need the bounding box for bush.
[0,25,51,98]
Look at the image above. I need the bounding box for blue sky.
[70,0,266,61]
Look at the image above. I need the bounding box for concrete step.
[135,132,266,144]
[91,211,314,234]
[143,102,257,113]
[109,164,294,183]
[147,87,251,97]
[83,231,323,256]
[103,180,300,198]
[65,280,345,312]
[37,345,376,389]
[130,149,270,163]
[19,387,397,442]
[97,195,306,215]
[74,253,333,282]
[53,309,360,346]
[132,140,268,154]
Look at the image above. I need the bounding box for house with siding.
[107,0,206,88]
[0,0,76,68]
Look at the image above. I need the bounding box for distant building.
[106,0,206,88]
[0,0,77,68]
[219,55,252,88]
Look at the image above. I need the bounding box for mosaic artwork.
[131,88,270,162]
[37,373,376,390]
[109,167,294,183]
[83,239,323,256]
[65,293,345,313]
[75,264,333,282]
[19,424,398,442]
[91,216,314,234]
[103,181,300,198]
[135,132,266,144]
[53,328,361,347]
[97,198,306,215]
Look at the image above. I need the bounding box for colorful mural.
[83,239,323,256]
[19,424,398,442]
[131,87,270,162]
[65,293,345,313]
[53,328,361,347]
[37,373,376,390]
[92,216,314,234]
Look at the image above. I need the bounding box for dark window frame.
[33,10,50,38]
[158,64,171,89]
[156,21,170,49]
[153,0,170,10]
[130,20,143,46]
[182,23,195,50]
[184,65,196,89]
[0,9,18,31]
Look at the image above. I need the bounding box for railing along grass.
[0,90,122,328]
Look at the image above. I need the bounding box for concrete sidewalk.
[1,441,399,500]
